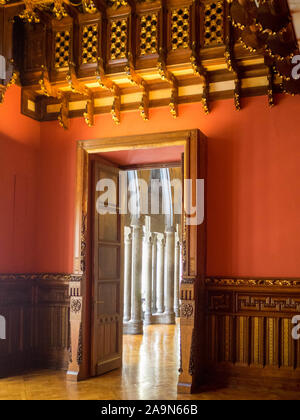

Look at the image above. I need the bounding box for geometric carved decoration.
[71,298,82,314]
[181,303,194,318]
[171,8,190,50]
[55,31,71,68]
[140,13,158,56]
[110,19,128,60]
[205,278,300,386]
[204,1,224,47]
[208,292,232,312]
[82,24,98,65]
[237,295,300,314]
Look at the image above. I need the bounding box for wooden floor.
[0,323,299,400]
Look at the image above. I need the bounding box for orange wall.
[0,86,40,273]
[36,94,300,278]
[1,88,300,278]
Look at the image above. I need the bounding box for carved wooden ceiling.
[0,0,299,128]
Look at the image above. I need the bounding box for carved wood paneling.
[205,277,300,387]
[0,274,70,377]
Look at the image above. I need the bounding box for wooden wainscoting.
[0,274,70,377]
[205,277,300,390]
[0,275,33,376]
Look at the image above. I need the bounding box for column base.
[144,313,154,325]
[175,308,180,317]
[123,320,144,335]
[150,312,176,325]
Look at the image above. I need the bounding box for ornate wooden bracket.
[83,92,95,127]
[66,62,95,127]
[0,71,18,104]
[157,49,178,118]
[39,65,60,97]
[39,65,70,128]
[225,2,242,111]
[190,43,210,115]
[267,66,275,108]
[225,46,241,111]
[58,93,70,129]
[96,57,121,125]
[67,62,87,96]
[125,53,149,121]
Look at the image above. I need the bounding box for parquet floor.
[0,323,299,400]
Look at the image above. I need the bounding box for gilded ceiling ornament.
[19,0,68,22]
[52,0,68,20]
[0,71,18,104]
[19,0,41,23]
[82,0,97,14]
[106,0,128,9]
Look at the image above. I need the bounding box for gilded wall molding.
[206,277,300,288]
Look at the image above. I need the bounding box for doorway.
[67,130,207,395]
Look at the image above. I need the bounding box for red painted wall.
[0,86,40,273]
[1,87,300,278]
[36,94,300,278]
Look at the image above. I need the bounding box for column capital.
[165,227,176,234]
[144,232,153,244]
[124,226,132,242]
[156,232,165,246]
[175,231,180,247]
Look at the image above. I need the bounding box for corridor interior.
[122,166,182,336]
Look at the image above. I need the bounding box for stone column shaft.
[156,233,165,314]
[164,228,176,324]
[128,223,143,334]
[174,231,180,317]
[152,234,157,314]
[144,232,153,325]
[123,226,132,323]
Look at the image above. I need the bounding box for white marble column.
[156,233,165,314]
[123,226,132,323]
[152,233,157,314]
[164,227,176,324]
[174,228,180,317]
[124,221,143,334]
[143,230,153,325]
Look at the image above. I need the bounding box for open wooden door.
[91,157,123,376]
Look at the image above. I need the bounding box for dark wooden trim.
[120,161,182,171]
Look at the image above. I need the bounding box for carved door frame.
[67,129,207,394]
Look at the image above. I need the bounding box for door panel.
[91,158,123,376]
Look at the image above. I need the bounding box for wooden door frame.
[67,129,207,394]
